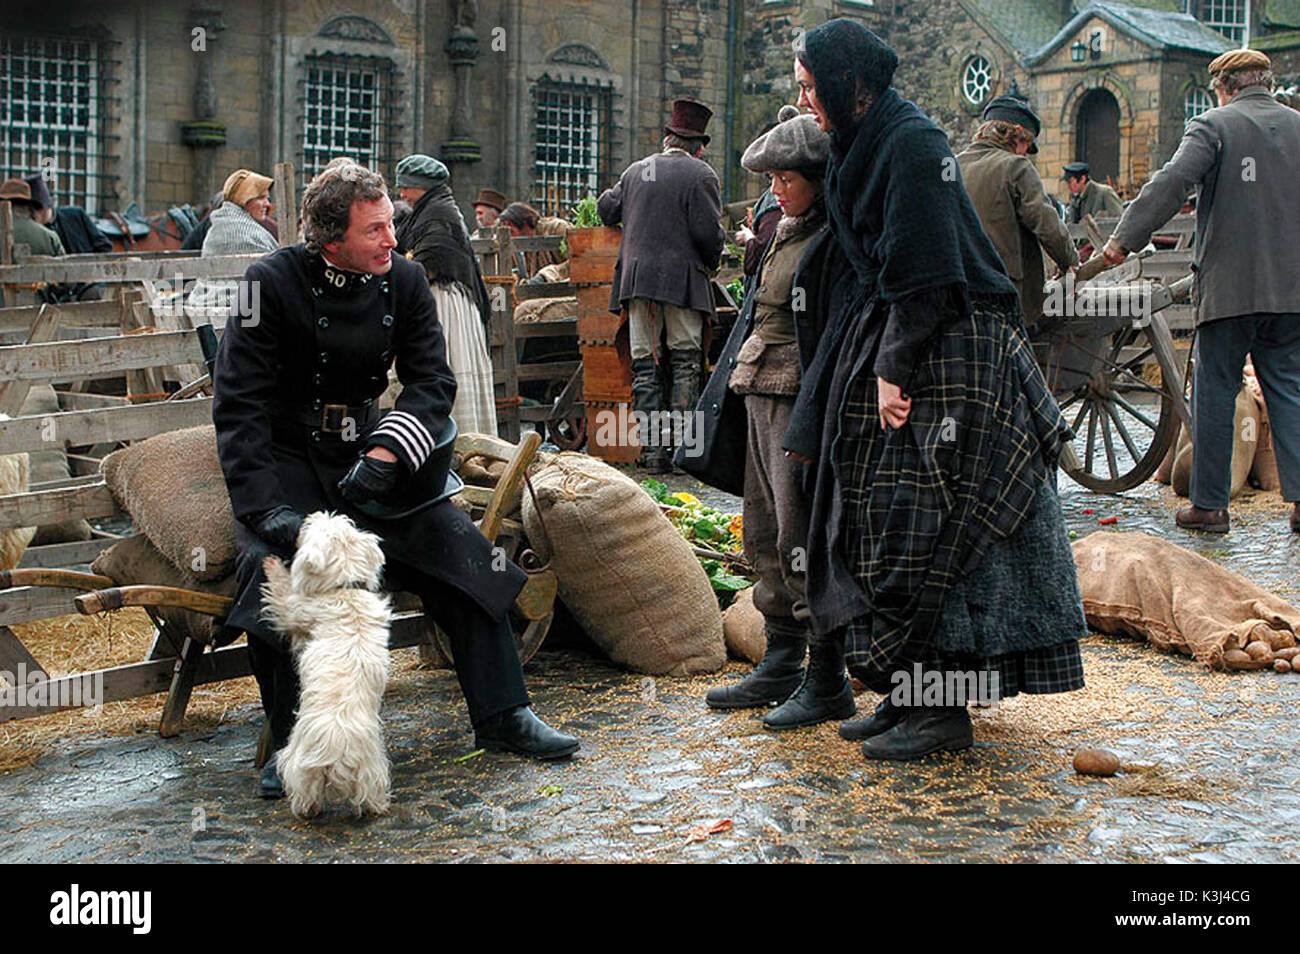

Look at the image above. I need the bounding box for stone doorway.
[1075,87,1121,184]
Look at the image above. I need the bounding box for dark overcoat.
[212,245,525,645]
[597,150,726,315]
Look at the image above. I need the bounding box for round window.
[962,55,994,106]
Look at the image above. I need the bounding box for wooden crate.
[577,295,624,345]
[567,227,621,285]
[584,399,639,464]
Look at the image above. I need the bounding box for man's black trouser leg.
[246,633,299,752]
[420,581,531,727]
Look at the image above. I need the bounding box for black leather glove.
[338,454,400,505]
[251,505,304,552]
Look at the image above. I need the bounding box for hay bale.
[521,452,725,675]
[101,425,236,581]
[91,534,236,647]
[722,586,765,664]
[19,386,92,544]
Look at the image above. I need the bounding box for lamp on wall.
[1070,39,1087,62]
[1089,30,1103,60]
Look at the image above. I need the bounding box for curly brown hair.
[301,158,388,253]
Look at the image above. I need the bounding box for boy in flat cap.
[1105,49,1300,535]
[957,96,1078,328]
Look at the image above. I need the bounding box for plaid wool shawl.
[806,292,1072,687]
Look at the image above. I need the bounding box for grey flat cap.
[741,113,829,173]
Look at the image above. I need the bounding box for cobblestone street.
[2,468,1298,863]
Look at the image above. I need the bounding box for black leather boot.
[763,636,856,731]
[474,705,580,760]
[668,348,703,472]
[259,752,284,799]
[705,629,806,710]
[838,695,905,741]
[631,356,669,473]
[859,705,973,760]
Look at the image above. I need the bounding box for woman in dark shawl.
[788,19,1086,760]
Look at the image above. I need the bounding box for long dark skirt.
[823,293,1083,693]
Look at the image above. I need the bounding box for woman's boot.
[859,705,973,760]
[705,628,806,709]
[763,634,856,730]
[838,695,905,740]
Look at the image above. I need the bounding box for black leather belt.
[294,401,376,433]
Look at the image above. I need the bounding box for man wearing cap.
[472,188,507,233]
[1062,161,1123,225]
[0,178,65,259]
[20,174,109,303]
[1104,49,1300,534]
[598,98,726,471]
[212,159,578,797]
[957,95,1078,328]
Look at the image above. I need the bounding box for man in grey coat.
[1105,49,1300,534]
[598,98,726,471]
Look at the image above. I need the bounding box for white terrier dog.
[260,512,392,818]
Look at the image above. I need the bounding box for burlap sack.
[0,435,33,571]
[520,452,725,675]
[513,295,578,324]
[722,586,765,664]
[1072,531,1300,668]
[101,425,237,582]
[91,534,238,647]
[1170,385,1256,499]
[19,385,92,545]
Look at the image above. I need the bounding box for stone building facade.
[1,0,1295,223]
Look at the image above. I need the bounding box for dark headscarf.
[797,18,898,138]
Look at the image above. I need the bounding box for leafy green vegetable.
[570,195,602,228]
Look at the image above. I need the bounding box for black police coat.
[676,224,850,495]
[212,244,525,644]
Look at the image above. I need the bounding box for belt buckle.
[321,403,348,433]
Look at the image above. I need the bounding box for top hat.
[982,94,1041,153]
[473,188,507,212]
[665,98,713,146]
[22,174,54,210]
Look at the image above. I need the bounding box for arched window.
[962,55,994,106]
[1184,86,1213,126]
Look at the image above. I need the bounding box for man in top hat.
[956,95,1078,328]
[212,158,578,798]
[1061,161,1123,225]
[0,178,65,259]
[597,98,726,471]
[472,188,507,232]
[1104,49,1300,535]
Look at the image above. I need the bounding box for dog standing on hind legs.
[260,512,393,818]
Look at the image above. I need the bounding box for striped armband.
[370,410,434,470]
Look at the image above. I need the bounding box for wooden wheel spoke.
[1099,409,1119,479]
[1101,398,1142,462]
[1109,390,1159,432]
[1084,401,1097,473]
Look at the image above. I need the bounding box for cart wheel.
[1057,325,1182,493]
[541,377,587,451]
[433,609,553,667]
